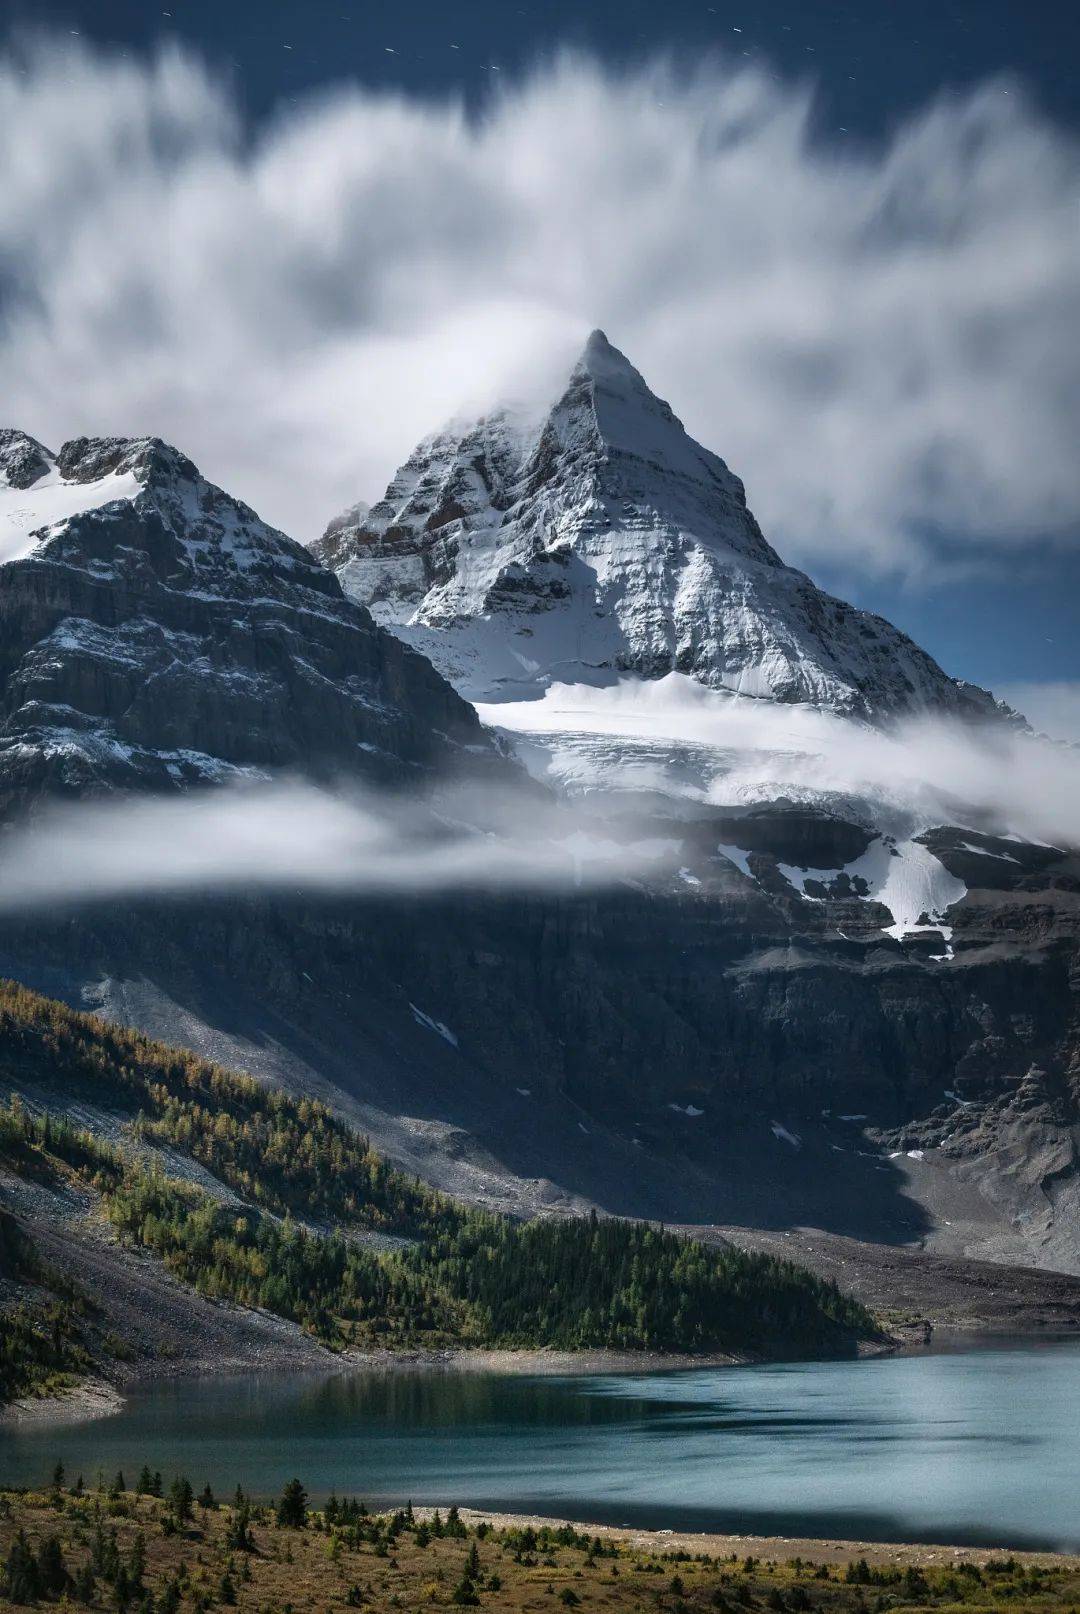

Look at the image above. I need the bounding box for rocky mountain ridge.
[0,427,494,809]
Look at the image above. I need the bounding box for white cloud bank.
[482,674,1080,848]
[0,782,675,914]
[1,36,1078,573]
[0,693,1075,918]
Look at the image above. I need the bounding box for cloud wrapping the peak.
[1,36,1078,570]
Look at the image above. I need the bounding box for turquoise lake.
[2,1342,1076,1550]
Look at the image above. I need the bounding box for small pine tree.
[4,1530,41,1603]
[75,1558,96,1604]
[159,1577,182,1614]
[276,1478,308,1530]
[451,1572,480,1606]
[129,1533,147,1589]
[169,1476,194,1524]
[37,1533,69,1596]
[225,1503,255,1553]
[114,1562,133,1614]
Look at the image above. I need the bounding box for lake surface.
[2,1342,1077,1551]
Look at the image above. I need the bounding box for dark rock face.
[2,832,1079,1267]
[0,429,54,490]
[709,805,874,868]
[0,433,495,807]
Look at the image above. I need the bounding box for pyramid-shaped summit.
[315,333,997,722]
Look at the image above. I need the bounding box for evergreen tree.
[225,1503,255,1553]
[74,1559,96,1605]
[168,1476,194,1524]
[129,1533,147,1589]
[4,1530,41,1603]
[276,1478,308,1529]
[37,1533,69,1596]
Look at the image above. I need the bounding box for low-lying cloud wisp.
[483,675,1080,849]
[0,781,675,914]
[0,692,1075,917]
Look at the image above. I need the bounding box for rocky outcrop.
[0,431,497,808]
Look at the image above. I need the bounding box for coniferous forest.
[0,980,879,1399]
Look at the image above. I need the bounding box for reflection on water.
[2,1341,1078,1551]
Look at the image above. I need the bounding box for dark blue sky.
[5,0,1078,701]
[9,0,1080,138]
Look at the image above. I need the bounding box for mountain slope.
[315,332,999,722]
[0,429,493,809]
[0,978,881,1400]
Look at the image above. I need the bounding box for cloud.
[0,36,1078,573]
[999,681,1080,744]
[484,675,1080,848]
[0,781,675,914]
[0,695,1074,918]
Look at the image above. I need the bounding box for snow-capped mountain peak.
[316,333,997,724]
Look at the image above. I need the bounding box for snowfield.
[0,467,141,564]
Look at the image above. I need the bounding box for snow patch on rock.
[409,1004,459,1047]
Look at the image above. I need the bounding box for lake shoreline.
[0,1333,902,1429]
[0,1377,126,1430]
[445,1508,1079,1568]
